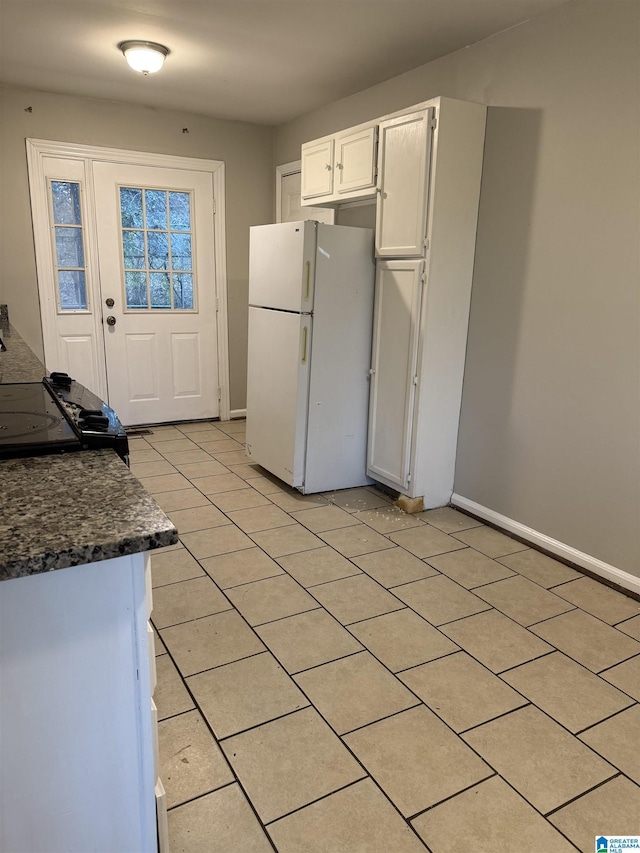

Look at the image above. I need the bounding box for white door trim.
[275,160,301,223]
[26,138,231,421]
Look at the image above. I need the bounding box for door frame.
[275,160,335,225]
[26,138,231,421]
[275,160,301,223]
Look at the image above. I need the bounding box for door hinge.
[420,273,426,284]
[407,472,412,483]
[430,116,437,130]
[413,375,419,385]
[423,237,430,250]
[212,197,216,214]
[215,296,219,312]
[217,387,222,401]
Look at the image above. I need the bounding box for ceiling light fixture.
[119,40,169,75]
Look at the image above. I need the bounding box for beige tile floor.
[130,420,640,853]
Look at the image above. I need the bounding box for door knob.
[106,316,116,326]
[105,298,115,308]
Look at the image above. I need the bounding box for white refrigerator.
[246,220,375,494]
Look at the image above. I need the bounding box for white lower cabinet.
[367,260,423,489]
[0,553,159,853]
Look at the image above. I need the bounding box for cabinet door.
[301,138,334,199]
[367,259,423,490]
[335,126,377,194]
[375,108,433,257]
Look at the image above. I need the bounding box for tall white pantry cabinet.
[301,97,486,508]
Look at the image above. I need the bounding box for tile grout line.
[573,703,638,737]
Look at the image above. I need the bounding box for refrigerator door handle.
[304,261,311,302]
[301,325,308,364]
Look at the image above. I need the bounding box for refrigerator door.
[249,221,317,312]
[246,306,312,488]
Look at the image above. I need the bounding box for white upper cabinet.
[375,108,433,258]
[334,125,377,195]
[300,138,335,200]
[301,123,377,204]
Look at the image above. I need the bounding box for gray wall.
[275,1,640,576]
[0,85,275,410]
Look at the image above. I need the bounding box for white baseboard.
[229,408,247,420]
[451,493,640,597]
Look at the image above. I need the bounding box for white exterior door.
[27,140,228,427]
[92,162,218,426]
[367,259,424,490]
[375,108,433,257]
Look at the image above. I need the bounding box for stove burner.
[0,410,62,439]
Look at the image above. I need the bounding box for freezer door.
[246,306,311,488]
[249,221,317,312]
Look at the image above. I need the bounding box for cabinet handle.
[336,162,343,169]
[301,326,308,364]
[325,164,332,170]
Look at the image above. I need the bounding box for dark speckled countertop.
[0,451,177,580]
[0,324,48,383]
[0,324,178,581]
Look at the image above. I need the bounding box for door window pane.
[120,188,143,228]
[147,231,169,269]
[125,271,148,308]
[122,230,145,268]
[51,181,81,225]
[150,273,171,308]
[49,180,87,310]
[170,233,192,270]
[145,190,167,230]
[58,271,87,310]
[169,192,191,230]
[55,227,85,268]
[173,273,194,309]
[119,185,196,311]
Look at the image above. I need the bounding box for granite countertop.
[0,324,47,383]
[0,450,178,580]
[0,321,178,581]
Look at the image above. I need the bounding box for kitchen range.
[0,372,129,463]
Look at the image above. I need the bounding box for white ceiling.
[0,0,568,125]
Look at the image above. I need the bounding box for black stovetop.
[0,374,129,462]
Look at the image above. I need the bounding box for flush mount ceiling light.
[119,40,169,75]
